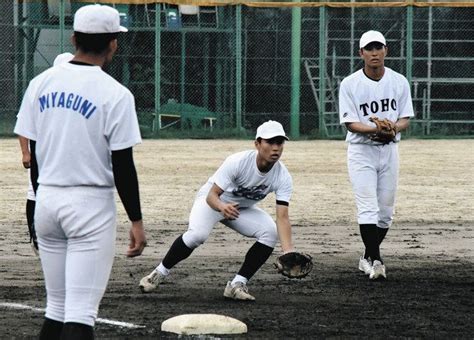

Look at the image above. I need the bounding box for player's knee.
[182,230,209,249]
[256,226,278,248]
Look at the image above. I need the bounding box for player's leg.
[61,187,116,334]
[377,143,399,241]
[222,207,277,300]
[34,186,67,338]
[369,143,399,280]
[347,144,381,275]
[140,196,222,292]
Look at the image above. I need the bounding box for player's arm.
[18,136,31,168]
[111,147,146,257]
[206,183,239,220]
[345,122,378,135]
[275,203,293,253]
[394,117,410,133]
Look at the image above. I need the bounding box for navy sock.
[39,318,63,340]
[162,235,194,269]
[60,322,94,340]
[237,242,274,280]
[359,224,382,263]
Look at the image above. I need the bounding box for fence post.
[290,0,301,139]
[318,6,327,137]
[153,4,161,133]
[235,4,242,132]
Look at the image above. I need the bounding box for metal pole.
[350,0,355,73]
[427,4,432,135]
[405,5,413,82]
[290,0,301,139]
[318,6,327,137]
[235,5,242,132]
[59,0,65,52]
[153,4,161,133]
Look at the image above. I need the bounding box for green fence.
[1,1,473,138]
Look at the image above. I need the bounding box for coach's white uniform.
[339,67,414,228]
[14,61,141,326]
[182,150,293,249]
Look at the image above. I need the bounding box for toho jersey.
[14,62,142,187]
[197,150,293,208]
[339,67,414,144]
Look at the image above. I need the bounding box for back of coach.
[14,4,146,339]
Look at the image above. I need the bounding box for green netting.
[1,1,473,138]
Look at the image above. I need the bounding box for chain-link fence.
[1,1,473,138]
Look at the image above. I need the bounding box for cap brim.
[258,134,289,141]
[119,26,128,32]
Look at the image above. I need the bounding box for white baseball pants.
[347,143,399,228]
[182,196,278,249]
[35,185,116,326]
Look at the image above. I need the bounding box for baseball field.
[0,138,472,338]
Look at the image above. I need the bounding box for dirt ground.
[0,138,473,338]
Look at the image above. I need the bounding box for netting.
[1,1,473,138]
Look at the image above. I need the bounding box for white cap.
[53,52,74,66]
[359,30,386,49]
[255,120,289,140]
[73,4,128,34]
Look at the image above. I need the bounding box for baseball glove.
[369,117,396,144]
[274,252,313,279]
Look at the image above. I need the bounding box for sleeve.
[211,154,239,191]
[398,77,415,119]
[105,89,142,151]
[275,168,293,204]
[14,83,37,141]
[112,147,142,221]
[338,79,360,125]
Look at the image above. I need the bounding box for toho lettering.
[39,91,97,119]
[359,98,397,116]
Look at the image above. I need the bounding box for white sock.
[231,274,248,286]
[156,263,170,276]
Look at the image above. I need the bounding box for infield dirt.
[1,139,472,338]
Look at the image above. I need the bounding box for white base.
[161,313,247,335]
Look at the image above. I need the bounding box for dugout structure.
[1,0,473,138]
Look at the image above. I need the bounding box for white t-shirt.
[14,62,142,187]
[198,150,293,208]
[339,67,415,144]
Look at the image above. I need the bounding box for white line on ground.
[0,302,146,329]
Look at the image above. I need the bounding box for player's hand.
[127,220,147,257]
[220,202,240,220]
[22,152,31,169]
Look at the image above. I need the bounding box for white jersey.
[339,67,414,144]
[197,150,293,208]
[14,62,142,187]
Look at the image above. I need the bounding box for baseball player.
[18,53,74,257]
[14,5,147,339]
[140,120,295,301]
[338,30,414,280]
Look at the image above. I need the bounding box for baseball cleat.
[223,281,255,301]
[358,256,372,275]
[139,269,165,293]
[369,260,386,280]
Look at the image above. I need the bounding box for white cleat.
[358,256,372,275]
[139,269,165,293]
[223,281,255,301]
[369,260,387,280]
